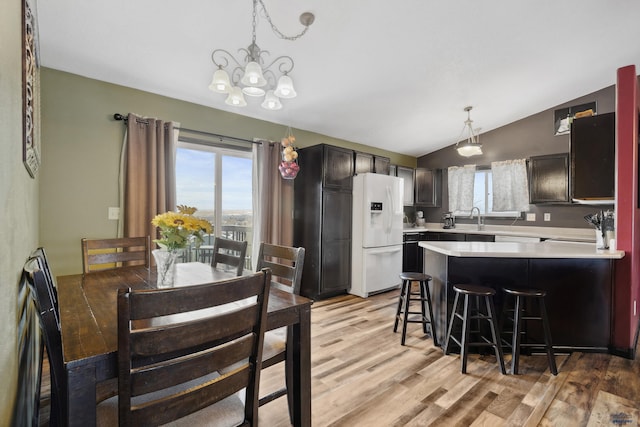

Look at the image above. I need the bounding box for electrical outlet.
[108,207,120,220]
[544,213,551,221]
[526,213,536,222]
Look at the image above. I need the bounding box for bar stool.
[393,272,438,346]
[502,287,558,375]
[444,284,506,374]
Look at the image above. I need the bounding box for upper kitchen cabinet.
[415,168,442,207]
[396,166,415,206]
[323,145,354,190]
[528,153,570,204]
[570,112,615,203]
[354,152,391,175]
[354,151,374,175]
[374,156,391,175]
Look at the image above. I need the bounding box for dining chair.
[81,236,150,274]
[23,256,66,426]
[96,269,272,426]
[211,236,248,276]
[255,243,305,413]
[12,262,44,427]
[25,255,117,427]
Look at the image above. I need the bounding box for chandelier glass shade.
[455,106,483,157]
[209,0,314,111]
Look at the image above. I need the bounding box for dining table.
[57,262,313,426]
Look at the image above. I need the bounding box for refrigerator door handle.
[366,247,402,255]
[386,186,393,233]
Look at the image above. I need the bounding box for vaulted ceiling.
[37,0,640,156]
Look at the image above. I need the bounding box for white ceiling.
[36,0,640,157]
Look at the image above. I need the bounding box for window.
[454,169,520,218]
[175,141,253,259]
[473,169,521,217]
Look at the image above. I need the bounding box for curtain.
[448,165,476,212]
[251,140,294,269]
[118,113,178,242]
[491,159,530,212]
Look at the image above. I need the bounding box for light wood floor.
[40,288,640,426]
[259,289,640,427]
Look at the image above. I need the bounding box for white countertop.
[404,222,597,242]
[419,240,624,259]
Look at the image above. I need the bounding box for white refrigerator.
[350,173,404,298]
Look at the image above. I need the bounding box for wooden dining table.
[57,262,313,426]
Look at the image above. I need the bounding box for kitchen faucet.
[469,207,484,230]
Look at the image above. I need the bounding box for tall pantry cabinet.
[293,144,353,299]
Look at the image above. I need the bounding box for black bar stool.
[393,272,438,346]
[502,287,558,375]
[444,284,506,374]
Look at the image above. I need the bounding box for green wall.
[40,68,416,276]
[1,0,40,420]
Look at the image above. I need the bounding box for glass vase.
[152,249,178,287]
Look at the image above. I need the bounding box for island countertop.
[419,240,625,259]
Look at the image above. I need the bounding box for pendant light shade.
[274,74,297,99]
[241,61,267,87]
[225,86,247,107]
[261,90,283,110]
[208,69,231,93]
[455,106,483,157]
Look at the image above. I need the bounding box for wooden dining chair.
[25,255,117,427]
[96,269,272,426]
[81,236,150,274]
[211,236,248,276]
[255,243,305,413]
[12,262,44,427]
[22,256,66,426]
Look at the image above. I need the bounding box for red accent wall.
[614,65,640,350]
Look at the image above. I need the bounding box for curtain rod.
[113,113,262,145]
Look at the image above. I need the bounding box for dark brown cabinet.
[415,168,441,207]
[396,166,415,206]
[374,156,391,175]
[528,153,570,204]
[354,151,374,175]
[570,113,615,202]
[294,144,353,299]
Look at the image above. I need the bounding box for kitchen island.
[419,240,625,354]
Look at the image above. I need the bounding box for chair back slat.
[130,304,260,357]
[211,237,248,276]
[256,243,305,294]
[131,335,254,396]
[81,236,150,274]
[117,269,271,426]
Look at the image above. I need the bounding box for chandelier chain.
[257,0,310,41]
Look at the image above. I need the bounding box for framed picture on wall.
[554,102,596,136]
[22,0,40,178]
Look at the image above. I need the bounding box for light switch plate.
[108,207,120,220]
[526,213,536,222]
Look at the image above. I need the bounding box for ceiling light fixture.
[209,0,314,111]
[455,106,483,157]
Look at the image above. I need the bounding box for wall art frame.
[22,0,40,178]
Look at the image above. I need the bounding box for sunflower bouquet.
[151,205,213,251]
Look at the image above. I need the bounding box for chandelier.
[455,106,483,157]
[208,0,314,110]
